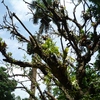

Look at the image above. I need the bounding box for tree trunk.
[29,68,37,100]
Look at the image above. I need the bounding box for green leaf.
[80,29,84,34]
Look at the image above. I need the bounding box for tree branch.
[44,91,57,100]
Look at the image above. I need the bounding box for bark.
[29,68,37,100]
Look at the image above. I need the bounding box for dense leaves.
[42,38,59,55]
[0,67,17,100]
[88,0,100,20]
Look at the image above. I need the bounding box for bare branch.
[44,91,57,100]
[12,13,38,45]
[73,1,81,21]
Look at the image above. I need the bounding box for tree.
[0,0,100,100]
[0,66,17,100]
[31,0,53,34]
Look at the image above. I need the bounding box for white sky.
[9,0,32,21]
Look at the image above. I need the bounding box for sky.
[0,0,51,98]
[0,0,83,60]
[0,0,83,99]
[0,0,34,98]
[0,0,95,99]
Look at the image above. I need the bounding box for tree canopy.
[0,66,17,100]
[0,0,100,100]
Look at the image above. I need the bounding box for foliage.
[22,98,29,100]
[0,0,100,100]
[88,0,100,20]
[0,67,17,100]
[94,49,100,70]
[31,0,53,33]
[53,86,67,100]
[42,38,60,55]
